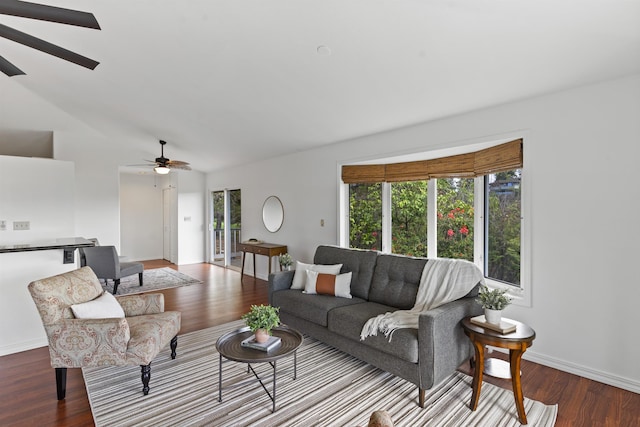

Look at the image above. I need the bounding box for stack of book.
[241,334,282,352]
[470,315,517,334]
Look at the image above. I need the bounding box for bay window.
[342,139,526,299]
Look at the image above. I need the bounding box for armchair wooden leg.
[55,367,67,400]
[418,387,425,408]
[113,279,120,295]
[138,272,143,286]
[141,364,151,395]
[170,335,178,359]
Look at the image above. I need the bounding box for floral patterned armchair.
[28,267,181,400]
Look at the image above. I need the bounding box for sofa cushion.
[272,289,365,326]
[291,261,343,290]
[304,271,353,299]
[328,302,419,363]
[368,254,427,309]
[314,245,378,300]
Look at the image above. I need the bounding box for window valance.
[342,139,522,183]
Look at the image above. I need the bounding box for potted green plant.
[241,304,281,343]
[279,253,293,270]
[475,285,512,324]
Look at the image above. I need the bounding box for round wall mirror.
[262,196,284,232]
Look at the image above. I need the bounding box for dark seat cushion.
[314,245,378,300]
[272,289,366,327]
[327,302,419,363]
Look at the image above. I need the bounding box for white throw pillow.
[304,270,353,299]
[291,261,343,290]
[71,291,125,319]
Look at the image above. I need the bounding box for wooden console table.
[237,242,287,280]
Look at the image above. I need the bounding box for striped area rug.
[83,320,557,426]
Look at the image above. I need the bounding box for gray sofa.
[268,245,482,406]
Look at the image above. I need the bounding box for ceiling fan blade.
[0,23,99,69]
[167,163,192,171]
[0,0,100,29]
[0,54,24,76]
[166,160,190,166]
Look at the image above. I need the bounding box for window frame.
[339,139,531,307]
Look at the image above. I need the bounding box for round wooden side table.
[461,317,536,425]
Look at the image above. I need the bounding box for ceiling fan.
[135,140,192,175]
[0,0,100,77]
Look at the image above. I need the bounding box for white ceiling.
[2,0,639,173]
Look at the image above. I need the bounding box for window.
[342,139,526,296]
[485,170,521,285]
[391,181,428,256]
[437,178,474,261]
[349,183,382,250]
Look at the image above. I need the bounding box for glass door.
[211,191,225,267]
[228,189,242,269]
[210,189,242,269]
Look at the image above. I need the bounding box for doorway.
[211,189,241,269]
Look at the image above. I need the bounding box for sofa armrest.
[116,293,165,316]
[45,318,130,368]
[418,297,482,388]
[268,270,295,305]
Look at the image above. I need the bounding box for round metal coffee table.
[216,325,303,412]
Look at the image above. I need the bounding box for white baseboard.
[0,338,48,357]
[523,350,640,394]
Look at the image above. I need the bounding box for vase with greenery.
[279,253,293,270]
[475,285,511,324]
[241,304,280,343]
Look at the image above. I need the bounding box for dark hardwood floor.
[1,261,637,426]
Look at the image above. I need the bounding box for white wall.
[176,171,206,265]
[0,80,124,249]
[2,69,638,390]
[0,156,76,355]
[120,173,164,260]
[0,79,122,355]
[0,156,75,244]
[0,78,206,356]
[206,74,640,393]
[119,170,206,264]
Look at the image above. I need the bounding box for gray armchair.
[82,246,144,294]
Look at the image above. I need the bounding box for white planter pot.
[484,308,502,325]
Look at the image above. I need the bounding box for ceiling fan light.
[154,166,170,174]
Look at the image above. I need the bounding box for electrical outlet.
[0,220,6,231]
[13,221,30,231]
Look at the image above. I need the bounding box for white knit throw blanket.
[360,258,484,341]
